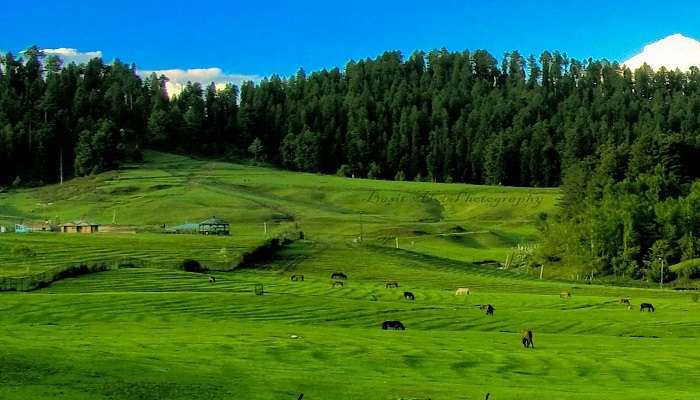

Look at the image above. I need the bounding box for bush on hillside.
[11,245,36,258]
[336,164,353,177]
[670,258,700,280]
[179,259,207,273]
[367,162,381,179]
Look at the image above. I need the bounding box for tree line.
[5,45,700,189]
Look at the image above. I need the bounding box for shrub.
[367,162,381,179]
[336,164,353,177]
[179,259,207,273]
[11,245,36,258]
[54,263,109,280]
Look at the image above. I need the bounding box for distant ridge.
[624,33,700,71]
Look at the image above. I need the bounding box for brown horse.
[382,320,405,330]
[385,281,399,288]
[640,303,655,312]
[560,291,571,299]
[404,291,415,300]
[520,330,534,348]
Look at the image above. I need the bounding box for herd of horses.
[204,272,657,347]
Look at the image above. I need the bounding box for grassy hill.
[2,152,698,399]
[0,151,555,276]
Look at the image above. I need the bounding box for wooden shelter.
[199,217,230,236]
[62,220,100,234]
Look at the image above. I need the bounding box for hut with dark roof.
[198,217,230,236]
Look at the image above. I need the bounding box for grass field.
[1,152,698,399]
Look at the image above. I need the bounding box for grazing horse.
[291,274,304,281]
[455,287,470,296]
[208,276,216,284]
[404,291,415,300]
[481,304,494,316]
[331,272,347,280]
[620,297,630,305]
[332,281,344,288]
[520,330,534,348]
[385,281,399,288]
[560,291,571,299]
[382,320,406,330]
[640,303,655,312]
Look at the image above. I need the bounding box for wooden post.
[359,212,364,243]
[395,237,399,249]
[539,263,544,280]
[59,145,64,185]
[264,222,268,235]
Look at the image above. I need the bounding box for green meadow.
[0,152,698,399]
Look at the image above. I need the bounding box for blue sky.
[3,0,700,81]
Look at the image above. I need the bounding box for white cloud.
[137,67,262,98]
[43,48,103,65]
[623,33,700,72]
[18,46,261,98]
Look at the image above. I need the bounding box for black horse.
[404,291,415,300]
[481,304,494,316]
[385,281,399,288]
[382,320,405,330]
[521,330,534,348]
[331,272,347,280]
[291,274,304,281]
[640,303,655,312]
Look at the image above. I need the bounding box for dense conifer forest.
[3,45,700,278]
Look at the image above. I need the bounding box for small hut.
[14,224,30,233]
[199,217,230,236]
[62,220,100,234]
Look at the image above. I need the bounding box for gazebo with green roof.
[198,217,230,236]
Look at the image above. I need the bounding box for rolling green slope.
[0,151,556,277]
[0,242,698,399]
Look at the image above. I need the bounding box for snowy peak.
[624,34,700,71]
